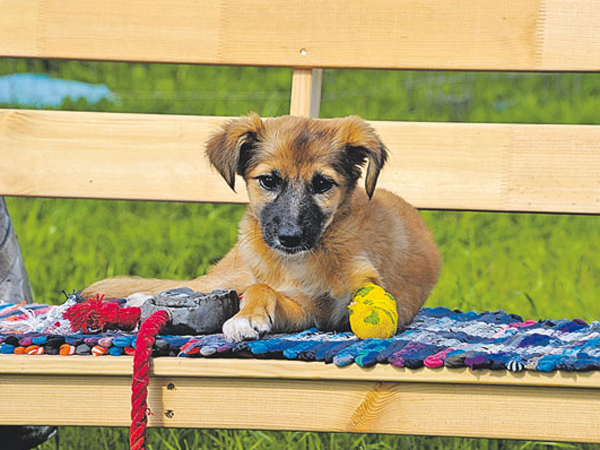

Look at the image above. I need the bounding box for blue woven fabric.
[1,304,599,372]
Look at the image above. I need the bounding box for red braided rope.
[65,296,140,332]
[130,310,170,450]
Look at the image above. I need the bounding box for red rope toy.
[130,309,170,450]
[65,297,171,450]
[64,296,141,332]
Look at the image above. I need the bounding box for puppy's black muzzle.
[260,184,325,254]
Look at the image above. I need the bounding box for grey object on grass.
[0,198,56,448]
[0,198,33,303]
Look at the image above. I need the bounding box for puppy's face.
[206,114,388,255]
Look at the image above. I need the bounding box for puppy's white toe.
[223,316,259,342]
[125,292,154,307]
[222,314,272,342]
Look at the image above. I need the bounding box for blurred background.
[1,58,598,449]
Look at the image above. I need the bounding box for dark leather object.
[140,287,240,335]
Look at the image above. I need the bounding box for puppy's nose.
[278,225,302,248]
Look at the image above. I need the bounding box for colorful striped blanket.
[1,300,599,372]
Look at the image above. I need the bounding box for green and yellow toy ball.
[348,283,398,339]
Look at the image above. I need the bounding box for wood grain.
[0,0,599,71]
[0,361,599,442]
[1,109,598,213]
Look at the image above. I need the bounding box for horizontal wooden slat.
[2,356,600,388]
[1,109,599,213]
[376,120,600,214]
[0,110,237,202]
[0,0,599,71]
[0,356,599,442]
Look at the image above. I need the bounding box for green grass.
[36,428,600,450]
[1,58,599,449]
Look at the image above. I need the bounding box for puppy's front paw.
[222,311,272,342]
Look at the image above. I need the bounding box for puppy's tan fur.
[83,114,441,341]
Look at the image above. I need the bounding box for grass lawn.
[1,59,599,449]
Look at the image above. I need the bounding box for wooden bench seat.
[0,0,599,443]
[2,356,600,442]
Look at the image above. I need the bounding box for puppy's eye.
[257,175,281,191]
[311,175,335,194]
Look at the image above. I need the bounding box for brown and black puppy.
[82,114,441,341]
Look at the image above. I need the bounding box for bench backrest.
[1,0,599,214]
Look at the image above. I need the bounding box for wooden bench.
[1,0,599,443]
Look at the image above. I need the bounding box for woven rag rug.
[1,299,599,373]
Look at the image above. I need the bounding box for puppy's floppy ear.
[205,113,264,191]
[337,116,388,199]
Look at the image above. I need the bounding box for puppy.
[82,114,441,341]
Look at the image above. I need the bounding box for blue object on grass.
[0,73,114,107]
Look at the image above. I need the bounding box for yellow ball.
[348,284,398,339]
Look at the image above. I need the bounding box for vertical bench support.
[290,68,323,118]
